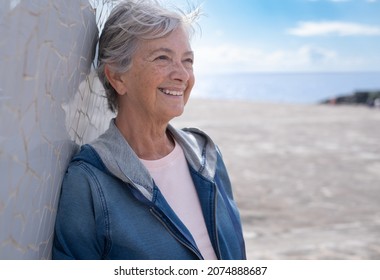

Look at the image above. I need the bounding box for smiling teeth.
[160,88,183,96]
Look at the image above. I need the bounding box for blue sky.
[170,0,380,73]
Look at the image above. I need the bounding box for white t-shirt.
[139,141,217,260]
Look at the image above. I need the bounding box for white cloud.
[192,44,340,73]
[299,45,337,64]
[192,41,380,73]
[287,21,380,36]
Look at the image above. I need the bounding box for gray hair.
[97,0,201,113]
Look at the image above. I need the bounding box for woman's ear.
[104,65,127,96]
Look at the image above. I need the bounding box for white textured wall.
[0,0,113,259]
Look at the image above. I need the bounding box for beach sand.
[172,98,380,260]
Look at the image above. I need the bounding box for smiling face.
[115,26,195,125]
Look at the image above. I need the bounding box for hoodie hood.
[89,119,218,201]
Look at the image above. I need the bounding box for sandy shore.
[172,98,380,260]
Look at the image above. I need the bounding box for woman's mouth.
[159,88,184,96]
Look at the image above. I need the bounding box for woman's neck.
[115,113,175,160]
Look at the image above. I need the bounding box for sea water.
[191,72,380,104]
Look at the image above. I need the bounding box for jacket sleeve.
[214,145,235,198]
[214,146,247,259]
[52,162,107,259]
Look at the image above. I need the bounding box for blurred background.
[172,0,380,103]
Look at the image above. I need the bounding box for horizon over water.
[191,71,380,104]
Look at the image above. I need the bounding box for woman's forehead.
[137,28,192,55]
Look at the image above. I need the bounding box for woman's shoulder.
[65,144,109,177]
[71,144,105,168]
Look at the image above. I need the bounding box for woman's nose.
[170,61,191,82]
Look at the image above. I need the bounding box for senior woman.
[53,0,246,260]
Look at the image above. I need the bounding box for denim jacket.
[53,120,246,260]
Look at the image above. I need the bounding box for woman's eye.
[184,58,194,64]
[156,55,169,61]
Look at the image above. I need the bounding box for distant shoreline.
[319,90,380,107]
[196,70,380,76]
[192,72,380,105]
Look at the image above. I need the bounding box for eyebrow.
[148,47,194,57]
